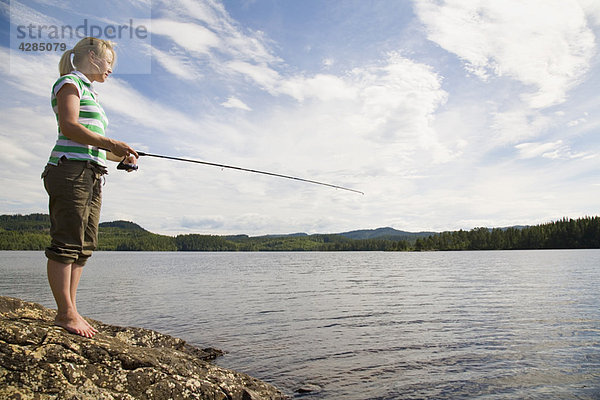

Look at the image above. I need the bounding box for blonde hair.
[58,37,116,76]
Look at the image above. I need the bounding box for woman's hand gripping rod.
[117,151,364,195]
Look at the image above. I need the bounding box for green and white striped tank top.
[48,70,108,167]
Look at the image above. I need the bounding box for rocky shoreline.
[0,296,288,399]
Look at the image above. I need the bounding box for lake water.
[1,250,599,399]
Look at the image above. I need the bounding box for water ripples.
[1,250,599,399]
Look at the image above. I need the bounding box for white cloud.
[101,78,198,132]
[1,47,59,95]
[515,140,594,160]
[0,103,61,214]
[414,0,596,109]
[6,0,62,27]
[225,60,281,91]
[152,47,201,80]
[165,0,224,26]
[350,54,452,163]
[322,58,335,68]
[279,74,357,102]
[515,140,564,159]
[221,96,251,111]
[579,0,600,24]
[489,109,552,144]
[566,112,589,127]
[151,19,220,54]
[152,0,280,65]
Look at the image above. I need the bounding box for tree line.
[414,217,600,251]
[1,214,599,251]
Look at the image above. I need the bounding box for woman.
[42,37,138,338]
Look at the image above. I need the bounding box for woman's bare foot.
[54,313,97,338]
[71,306,98,334]
[78,315,99,333]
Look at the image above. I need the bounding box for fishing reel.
[117,160,138,171]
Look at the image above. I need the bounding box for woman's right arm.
[56,84,138,158]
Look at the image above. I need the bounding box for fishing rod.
[117,151,364,195]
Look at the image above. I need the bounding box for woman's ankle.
[55,308,79,321]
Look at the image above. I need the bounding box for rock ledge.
[0,296,288,399]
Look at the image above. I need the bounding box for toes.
[83,320,99,333]
[55,319,97,338]
[82,328,95,338]
[77,315,99,334]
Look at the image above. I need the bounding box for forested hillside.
[414,217,600,251]
[1,214,598,252]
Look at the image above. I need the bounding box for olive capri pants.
[42,158,106,266]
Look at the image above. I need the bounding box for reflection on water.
[1,250,599,399]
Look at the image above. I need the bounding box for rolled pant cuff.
[45,248,90,266]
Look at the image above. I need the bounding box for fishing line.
[117,151,364,195]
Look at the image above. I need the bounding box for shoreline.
[0,296,289,399]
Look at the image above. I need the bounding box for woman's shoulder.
[53,72,85,89]
[52,73,85,98]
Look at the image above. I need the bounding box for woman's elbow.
[58,120,81,140]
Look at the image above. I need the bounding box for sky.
[1,0,599,236]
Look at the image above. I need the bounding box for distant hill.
[99,221,146,231]
[229,228,434,242]
[224,233,309,242]
[338,227,436,241]
[0,214,432,240]
[498,225,528,231]
[256,233,309,239]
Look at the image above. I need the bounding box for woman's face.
[89,51,113,83]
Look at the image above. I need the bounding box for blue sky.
[1,0,599,235]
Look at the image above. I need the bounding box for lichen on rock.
[0,296,288,399]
